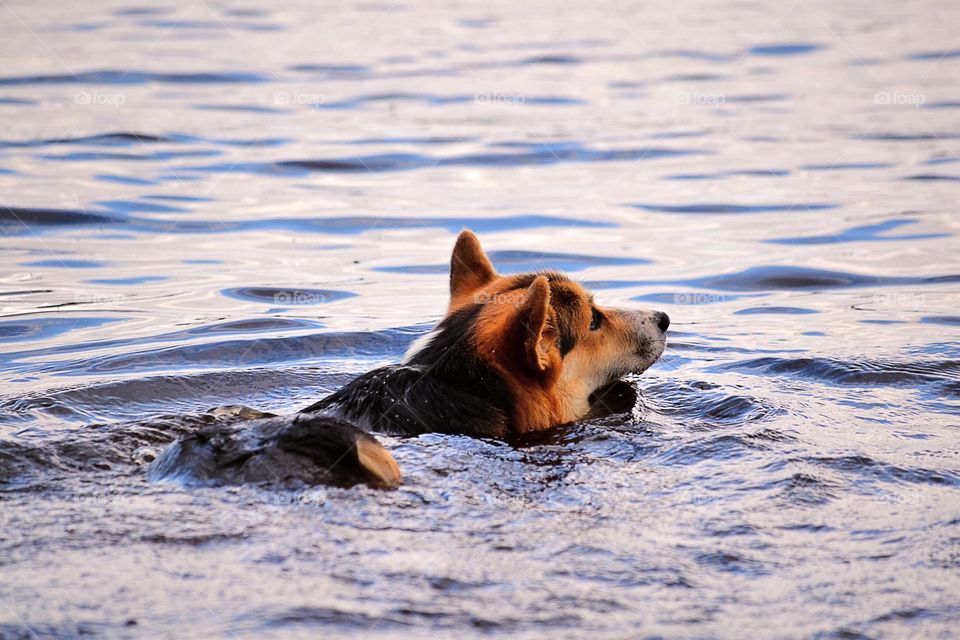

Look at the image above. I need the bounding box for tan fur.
[472,280,564,432]
[449,230,667,433]
[449,230,497,311]
[356,437,402,489]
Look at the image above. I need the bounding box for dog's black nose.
[654,311,670,332]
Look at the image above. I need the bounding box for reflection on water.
[1,0,959,637]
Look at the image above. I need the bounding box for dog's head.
[406,230,668,433]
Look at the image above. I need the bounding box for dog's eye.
[589,307,603,331]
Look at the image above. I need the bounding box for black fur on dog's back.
[303,305,514,438]
[148,412,400,489]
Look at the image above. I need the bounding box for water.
[1,0,959,637]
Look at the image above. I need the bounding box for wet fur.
[305,231,668,437]
[151,230,667,489]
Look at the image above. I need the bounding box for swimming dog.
[149,230,668,489]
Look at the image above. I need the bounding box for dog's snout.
[654,311,670,333]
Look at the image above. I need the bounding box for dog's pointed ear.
[450,230,496,301]
[517,275,560,375]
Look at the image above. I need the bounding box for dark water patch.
[666,168,789,180]
[288,63,371,77]
[641,380,774,426]
[650,129,711,139]
[630,203,836,214]
[6,209,609,238]
[521,54,582,65]
[723,94,790,103]
[221,287,355,305]
[22,259,105,269]
[609,80,643,89]
[905,173,960,181]
[0,132,172,148]
[273,144,698,174]
[322,92,584,108]
[907,49,960,61]
[377,250,648,274]
[42,149,220,162]
[651,434,768,467]
[715,355,960,389]
[0,70,267,86]
[659,49,734,63]
[748,43,822,56]
[459,18,496,29]
[197,214,614,236]
[0,97,36,105]
[769,472,841,505]
[925,101,960,109]
[665,266,960,292]
[655,337,793,357]
[0,316,122,344]
[705,523,758,537]
[861,133,960,141]
[113,7,169,16]
[257,606,412,630]
[661,73,730,82]
[801,456,960,488]
[86,276,168,285]
[734,306,818,315]
[95,173,157,185]
[321,92,473,109]
[925,156,960,165]
[801,162,893,170]
[5,326,419,377]
[766,219,948,245]
[142,194,213,203]
[0,289,54,297]
[0,206,119,229]
[95,200,188,214]
[137,19,223,29]
[871,608,935,623]
[58,132,169,146]
[0,317,327,373]
[922,316,960,326]
[350,136,473,145]
[223,8,268,16]
[695,551,768,576]
[523,96,585,105]
[194,103,286,114]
